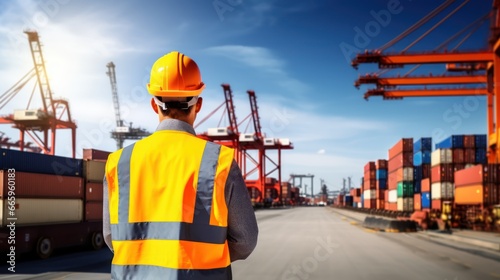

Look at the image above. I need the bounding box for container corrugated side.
[431,182,453,200]
[421,192,431,208]
[84,160,106,183]
[85,182,103,202]
[452,148,465,164]
[389,138,413,159]
[0,170,83,199]
[397,198,403,211]
[403,198,414,212]
[455,183,498,206]
[454,164,484,187]
[376,169,387,180]
[431,164,454,183]
[2,198,82,226]
[435,135,464,149]
[388,189,398,203]
[474,134,487,149]
[463,135,475,149]
[388,152,413,173]
[83,148,111,161]
[414,193,422,211]
[414,151,431,166]
[421,178,431,192]
[0,149,82,176]
[413,137,432,153]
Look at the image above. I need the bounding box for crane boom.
[221,84,239,136]
[355,74,487,87]
[247,90,262,138]
[24,31,55,115]
[364,87,488,100]
[106,62,123,127]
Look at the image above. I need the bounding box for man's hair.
[157,96,195,118]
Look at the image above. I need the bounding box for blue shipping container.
[421,192,431,208]
[414,180,421,194]
[475,134,487,149]
[435,135,464,149]
[345,195,353,205]
[0,148,82,176]
[475,149,487,164]
[413,137,432,153]
[376,169,387,180]
[413,151,431,166]
[413,165,422,181]
[378,179,387,189]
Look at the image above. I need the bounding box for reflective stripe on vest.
[106,130,233,279]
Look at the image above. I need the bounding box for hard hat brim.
[147,83,205,97]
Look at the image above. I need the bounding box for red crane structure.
[0,31,76,157]
[353,1,499,163]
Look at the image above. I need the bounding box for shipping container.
[85,182,103,202]
[431,164,454,183]
[376,199,385,210]
[421,192,431,208]
[0,171,83,199]
[388,171,398,190]
[435,135,464,149]
[403,198,414,212]
[388,189,398,203]
[455,183,499,205]
[454,164,486,186]
[431,182,454,200]
[475,134,487,149]
[389,138,413,159]
[413,137,432,153]
[363,178,376,190]
[397,181,414,198]
[431,149,452,166]
[376,169,387,180]
[414,165,422,181]
[364,162,376,173]
[414,180,421,194]
[386,202,397,211]
[414,193,422,211]
[431,199,444,211]
[388,167,414,182]
[414,150,431,166]
[452,149,465,164]
[421,178,431,193]
[345,195,354,205]
[464,148,476,164]
[422,164,431,179]
[463,135,475,149]
[397,198,403,211]
[85,201,103,221]
[475,149,487,164]
[363,189,377,200]
[388,152,413,172]
[82,148,111,161]
[1,198,83,226]
[376,189,386,200]
[363,198,376,209]
[376,179,387,189]
[376,159,388,170]
[83,160,106,183]
[0,149,83,177]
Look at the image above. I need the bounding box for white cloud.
[317,149,326,154]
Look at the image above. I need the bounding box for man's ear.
[151,97,159,114]
[195,97,203,113]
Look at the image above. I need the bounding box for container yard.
[2,1,500,280]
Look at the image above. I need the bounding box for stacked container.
[431,135,460,211]
[363,162,376,209]
[375,159,388,209]
[413,138,432,211]
[388,138,413,212]
[350,188,362,208]
[82,149,110,222]
[454,164,499,206]
[0,149,84,227]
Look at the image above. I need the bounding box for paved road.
[1,207,500,279]
[232,207,500,280]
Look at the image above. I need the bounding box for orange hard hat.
[147,51,205,97]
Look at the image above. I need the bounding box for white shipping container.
[1,198,83,227]
[431,182,454,200]
[207,127,230,136]
[13,109,46,121]
[363,190,376,200]
[403,167,414,181]
[388,190,398,203]
[357,202,362,208]
[84,160,106,182]
[397,198,403,211]
[403,198,414,212]
[431,149,452,166]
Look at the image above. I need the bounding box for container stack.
[413,138,432,211]
[0,149,84,227]
[454,164,499,219]
[431,137,455,211]
[387,138,413,212]
[350,188,362,208]
[375,159,388,209]
[363,161,376,209]
[82,149,110,222]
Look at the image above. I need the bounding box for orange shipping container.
[386,202,397,211]
[376,199,385,210]
[414,193,422,211]
[388,138,413,159]
[421,178,431,192]
[376,159,388,170]
[455,183,499,205]
[454,164,484,187]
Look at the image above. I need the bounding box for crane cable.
[402,0,471,53]
[379,0,456,52]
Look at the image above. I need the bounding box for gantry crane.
[0,30,76,157]
[105,62,150,149]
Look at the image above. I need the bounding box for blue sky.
[0,0,492,194]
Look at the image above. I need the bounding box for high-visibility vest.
[105,129,234,279]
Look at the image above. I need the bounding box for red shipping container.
[421,178,431,192]
[452,149,464,164]
[376,189,385,200]
[388,152,413,173]
[364,169,376,180]
[85,201,103,221]
[388,138,413,159]
[414,193,422,211]
[376,159,388,170]
[363,178,376,190]
[364,198,376,209]
[85,182,103,202]
[386,202,397,211]
[422,164,431,179]
[0,170,83,199]
[463,135,475,148]
[354,196,361,204]
[431,164,454,183]
[377,199,385,210]
[388,170,398,190]
[464,148,476,164]
[454,164,485,187]
[83,148,111,161]
[431,199,442,211]
[364,162,376,173]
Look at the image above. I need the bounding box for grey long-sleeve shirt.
[102,119,258,262]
